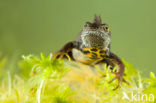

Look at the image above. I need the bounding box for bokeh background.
[0,0,156,75]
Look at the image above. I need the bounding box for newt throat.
[81,30,110,49]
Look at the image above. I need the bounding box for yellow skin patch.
[79,47,108,65]
[53,47,108,65]
[83,47,107,59]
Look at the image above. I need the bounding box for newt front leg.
[106,52,126,90]
[96,52,129,90]
[52,41,81,60]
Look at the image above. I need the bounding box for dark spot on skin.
[83,50,90,54]
[56,55,61,58]
[99,50,106,53]
[91,48,98,52]
[100,55,105,58]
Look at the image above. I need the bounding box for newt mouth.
[81,31,110,49]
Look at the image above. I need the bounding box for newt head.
[80,15,111,51]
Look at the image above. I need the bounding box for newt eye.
[104,26,109,32]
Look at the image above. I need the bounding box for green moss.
[0,53,155,103]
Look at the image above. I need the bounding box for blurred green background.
[0,0,156,75]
